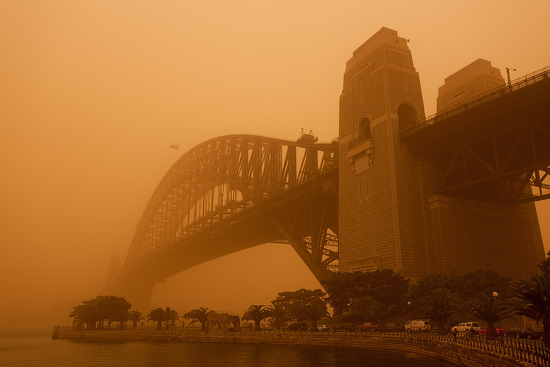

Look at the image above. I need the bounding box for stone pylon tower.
[338,28,431,277]
[338,27,544,279]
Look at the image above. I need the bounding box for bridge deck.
[401,66,550,151]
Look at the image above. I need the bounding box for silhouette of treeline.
[69,251,550,347]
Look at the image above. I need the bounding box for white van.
[451,322,481,334]
[404,320,430,331]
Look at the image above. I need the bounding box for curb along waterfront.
[52,327,549,367]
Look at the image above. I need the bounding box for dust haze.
[1,0,549,325]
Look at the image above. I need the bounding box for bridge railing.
[402,65,550,137]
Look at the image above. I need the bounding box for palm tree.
[166,308,180,327]
[184,307,212,332]
[420,288,460,331]
[539,250,550,275]
[510,274,550,347]
[147,308,167,330]
[265,303,286,330]
[467,293,514,338]
[128,310,144,328]
[302,299,329,332]
[243,305,268,331]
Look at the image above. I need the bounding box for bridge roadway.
[109,67,550,309]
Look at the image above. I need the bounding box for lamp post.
[492,291,501,340]
[406,301,412,333]
[506,67,516,88]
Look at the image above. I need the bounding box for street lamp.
[492,292,501,340]
[506,67,516,88]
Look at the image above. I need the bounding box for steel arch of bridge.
[115,134,339,303]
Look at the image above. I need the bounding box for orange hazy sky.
[1,0,549,324]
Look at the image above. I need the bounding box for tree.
[102,296,132,328]
[272,289,328,331]
[350,296,390,325]
[302,298,329,332]
[510,274,550,347]
[323,270,409,316]
[265,303,286,330]
[539,250,550,275]
[409,270,511,321]
[184,307,212,332]
[409,273,461,310]
[457,270,512,300]
[467,293,514,338]
[69,295,132,329]
[166,308,180,327]
[70,301,101,329]
[420,288,460,330]
[147,308,168,330]
[322,272,360,314]
[129,310,144,328]
[242,305,268,331]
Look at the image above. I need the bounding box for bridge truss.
[113,134,339,305]
[402,67,550,204]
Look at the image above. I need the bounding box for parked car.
[357,322,379,331]
[504,327,543,340]
[317,324,329,332]
[405,320,430,331]
[333,323,355,332]
[287,322,308,331]
[479,328,506,337]
[451,322,481,334]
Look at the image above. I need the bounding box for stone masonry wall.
[338,27,545,280]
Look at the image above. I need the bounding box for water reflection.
[0,327,457,367]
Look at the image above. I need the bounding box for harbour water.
[1,325,458,366]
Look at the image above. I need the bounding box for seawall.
[52,327,544,367]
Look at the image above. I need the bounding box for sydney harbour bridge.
[107,30,550,309]
[108,133,340,307]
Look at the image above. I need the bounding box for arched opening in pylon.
[357,117,371,140]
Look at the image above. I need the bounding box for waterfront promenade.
[52,327,549,367]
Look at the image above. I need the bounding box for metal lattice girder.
[124,135,338,264]
[270,191,339,281]
[402,67,550,204]
[434,109,550,203]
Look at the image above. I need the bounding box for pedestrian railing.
[397,331,549,367]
